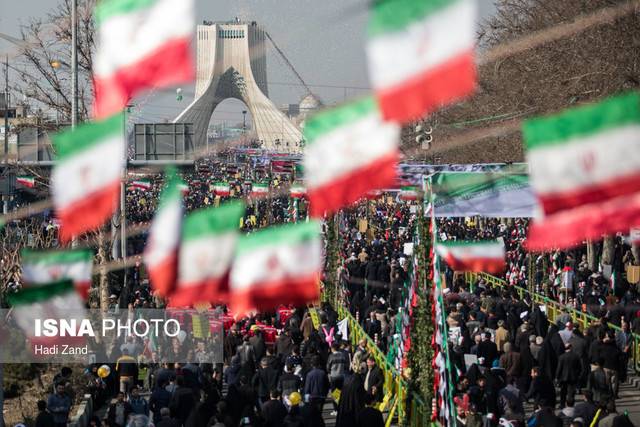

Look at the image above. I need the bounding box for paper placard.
[403,243,414,256]
[464,354,478,369]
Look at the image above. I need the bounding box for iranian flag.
[230,221,322,316]
[290,184,306,199]
[213,182,231,197]
[304,97,400,217]
[252,183,269,197]
[144,170,184,297]
[366,0,477,123]
[93,0,195,119]
[52,113,124,242]
[16,176,35,188]
[400,186,419,201]
[524,92,640,250]
[170,202,245,307]
[129,179,152,191]
[8,280,87,351]
[21,249,93,299]
[435,241,505,274]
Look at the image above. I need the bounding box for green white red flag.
[170,202,245,307]
[21,249,93,299]
[524,92,640,250]
[129,179,152,191]
[290,184,306,199]
[400,186,419,201]
[52,113,124,242]
[213,182,231,197]
[435,241,505,274]
[230,221,322,316]
[8,280,86,350]
[16,176,35,188]
[93,0,195,118]
[251,183,269,197]
[366,0,477,123]
[144,169,184,297]
[304,97,400,217]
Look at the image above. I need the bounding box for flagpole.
[121,106,129,301]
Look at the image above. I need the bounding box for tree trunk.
[602,236,615,266]
[97,229,109,311]
[586,240,597,271]
[0,363,4,427]
[632,243,640,266]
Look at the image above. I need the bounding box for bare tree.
[11,0,96,129]
[409,0,640,164]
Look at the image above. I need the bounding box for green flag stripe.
[368,0,456,37]
[182,202,245,241]
[95,0,158,26]
[21,249,93,265]
[433,173,529,198]
[236,221,320,256]
[8,280,75,306]
[158,167,184,209]
[54,113,123,159]
[523,92,640,150]
[437,240,501,247]
[304,96,377,144]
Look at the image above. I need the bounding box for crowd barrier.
[463,272,640,373]
[322,292,436,427]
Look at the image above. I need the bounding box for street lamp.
[242,110,247,131]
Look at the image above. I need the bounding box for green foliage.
[407,212,435,407]
[3,364,42,398]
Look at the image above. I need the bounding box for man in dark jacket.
[303,356,329,412]
[364,356,384,403]
[364,311,381,338]
[261,389,287,427]
[531,405,562,427]
[35,400,55,427]
[253,358,280,405]
[555,343,582,407]
[107,392,132,427]
[169,376,196,426]
[149,381,172,425]
[526,367,556,408]
[588,358,612,404]
[250,329,267,363]
[477,332,498,367]
[278,363,302,397]
[573,390,597,426]
[356,394,384,427]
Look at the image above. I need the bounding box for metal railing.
[323,289,436,427]
[464,271,640,373]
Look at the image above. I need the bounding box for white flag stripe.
[528,125,640,194]
[145,198,182,267]
[178,233,236,285]
[366,0,476,89]
[231,239,322,291]
[22,262,92,284]
[304,114,399,189]
[52,136,124,208]
[95,0,194,77]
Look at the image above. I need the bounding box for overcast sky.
[1,0,497,126]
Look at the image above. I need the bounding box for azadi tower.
[175,21,303,151]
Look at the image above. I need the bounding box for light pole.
[3,54,8,159]
[71,0,78,130]
[242,110,247,132]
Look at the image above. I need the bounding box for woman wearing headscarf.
[335,372,366,427]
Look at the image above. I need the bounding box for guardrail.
[323,291,436,427]
[464,271,640,373]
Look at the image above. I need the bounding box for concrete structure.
[175,21,303,152]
